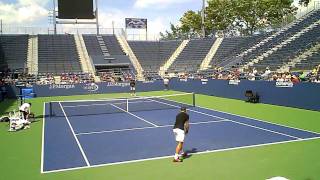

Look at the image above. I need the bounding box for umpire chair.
[245,90,260,103]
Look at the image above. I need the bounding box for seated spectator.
[248,72,255,81]
[291,75,300,84]
[285,73,291,82]
[261,67,271,79]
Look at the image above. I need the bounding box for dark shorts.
[20,110,28,120]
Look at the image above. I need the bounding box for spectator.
[261,67,271,80]
[163,77,170,90]
[291,75,300,84]
[248,72,255,81]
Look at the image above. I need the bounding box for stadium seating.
[210,35,268,66]
[38,35,82,74]
[102,35,126,55]
[2,8,320,78]
[169,39,215,73]
[128,40,181,73]
[293,50,320,71]
[82,35,103,56]
[83,35,131,66]
[252,23,320,71]
[0,35,29,72]
[239,9,320,68]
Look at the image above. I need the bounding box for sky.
[0,0,316,38]
[0,0,202,38]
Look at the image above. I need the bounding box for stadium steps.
[242,19,320,69]
[97,36,116,62]
[74,34,100,82]
[280,43,320,71]
[160,40,189,75]
[238,9,320,59]
[200,37,224,70]
[27,35,38,75]
[116,34,144,80]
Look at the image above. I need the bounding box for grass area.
[0,91,320,180]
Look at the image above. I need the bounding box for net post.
[126,98,129,112]
[49,102,52,118]
[192,92,195,107]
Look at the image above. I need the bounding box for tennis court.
[42,93,320,173]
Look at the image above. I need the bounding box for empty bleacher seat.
[38,35,82,74]
[0,35,29,72]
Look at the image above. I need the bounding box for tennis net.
[48,93,195,117]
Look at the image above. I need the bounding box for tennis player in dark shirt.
[130,79,136,96]
[172,107,189,162]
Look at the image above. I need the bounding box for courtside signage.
[49,84,75,90]
[275,81,293,88]
[229,80,240,85]
[83,83,99,92]
[107,82,130,87]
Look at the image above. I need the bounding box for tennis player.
[130,79,136,96]
[19,102,32,121]
[173,107,189,162]
[163,77,169,90]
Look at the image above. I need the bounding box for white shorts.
[173,128,185,142]
[130,87,135,91]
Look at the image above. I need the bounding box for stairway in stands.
[199,37,224,70]
[160,40,189,74]
[116,34,144,80]
[243,19,320,70]
[235,9,320,70]
[74,34,100,82]
[281,42,320,71]
[27,35,38,75]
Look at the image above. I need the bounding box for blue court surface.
[41,96,320,173]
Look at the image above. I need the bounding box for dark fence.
[2,79,319,111]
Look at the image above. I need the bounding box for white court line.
[40,103,46,173]
[135,94,320,136]
[42,136,320,174]
[62,100,155,108]
[42,96,320,174]
[110,104,159,127]
[59,102,91,167]
[75,119,230,136]
[150,98,302,140]
[63,103,115,108]
[195,103,320,136]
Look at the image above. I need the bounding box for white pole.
[201,0,205,38]
[53,0,57,34]
[0,19,2,34]
[112,21,115,35]
[96,0,99,35]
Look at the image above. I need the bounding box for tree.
[180,10,202,36]
[160,0,298,38]
[205,0,235,34]
[160,23,185,40]
[160,11,202,40]
[233,0,296,35]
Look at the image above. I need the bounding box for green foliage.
[160,23,185,40]
[205,0,235,32]
[160,0,297,39]
[160,11,203,40]
[180,10,203,35]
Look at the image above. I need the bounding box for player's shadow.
[183,148,198,160]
